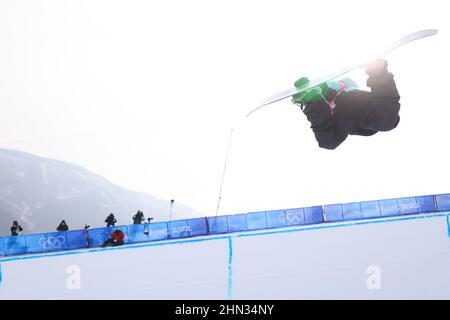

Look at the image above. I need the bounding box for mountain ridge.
[0,148,202,236]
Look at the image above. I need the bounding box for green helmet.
[292,77,358,105]
[292,77,329,104]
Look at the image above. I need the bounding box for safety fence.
[1,193,449,257]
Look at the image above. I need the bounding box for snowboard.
[247,29,438,117]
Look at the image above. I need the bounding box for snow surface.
[0,212,449,299]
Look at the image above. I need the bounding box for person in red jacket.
[101,228,125,247]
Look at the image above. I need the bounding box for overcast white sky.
[0,0,448,216]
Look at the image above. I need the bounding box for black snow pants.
[102,238,124,247]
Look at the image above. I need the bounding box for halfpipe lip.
[0,211,447,264]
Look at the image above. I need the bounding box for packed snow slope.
[0,211,449,299]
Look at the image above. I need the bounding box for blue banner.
[342,202,363,220]
[379,198,401,216]
[144,222,169,241]
[361,201,381,219]
[66,230,88,249]
[416,195,436,213]
[127,224,148,243]
[266,210,288,228]
[25,232,67,254]
[86,227,114,247]
[304,206,324,224]
[4,236,27,255]
[168,220,190,239]
[397,197,420,215]
[187,218,208,237]
[207,216,228,234]
[282,208,306,226]
[227,214,247,233]
[436,194,450,211]
[0,238,4,256]
[324,204,344,222]
[246,211,268,231]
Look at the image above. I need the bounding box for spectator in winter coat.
[57,220,69,232]
[105,213,117,227]
[11,221,23,236]
[132,210,145,224]
[101,228,125,247]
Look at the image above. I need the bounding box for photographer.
[11,221,23,236]
[57,220,69,232]
[132,210,145,225]
[101,228,125,247]
[105,213,117,227]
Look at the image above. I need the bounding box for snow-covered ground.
[0,212,449,299]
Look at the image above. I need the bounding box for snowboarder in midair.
[292,58,400,150]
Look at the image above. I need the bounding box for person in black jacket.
[11,221,23,236]
[105,213,117,227]
[57,220,69,232]
[132,210,145,224]
[292,58,400,150]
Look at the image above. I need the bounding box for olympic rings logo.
[279,210,305,226]
[39,236,66,249]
